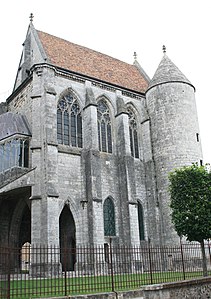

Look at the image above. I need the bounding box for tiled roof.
[37,31,149,93]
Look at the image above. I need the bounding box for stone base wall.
[34,289,143,299]
[142,277,211,299]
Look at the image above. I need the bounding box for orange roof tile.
[37,31,148,93]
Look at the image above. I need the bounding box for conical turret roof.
[147,53,194,91]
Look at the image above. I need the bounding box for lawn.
[3,271,206,299]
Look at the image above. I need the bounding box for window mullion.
[132,129,135,158]
[22,140,25,167]
[105,121,108,153]
[75,113,78,147]
[62,111,64,144]
[69,111,71,146]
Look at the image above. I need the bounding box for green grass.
[3,271,208,299]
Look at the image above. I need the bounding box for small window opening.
[200,159,203,166]
[104,243,109,263]
[196,133,199,142]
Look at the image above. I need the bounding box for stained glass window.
[57,93,82,147]
[138,202,145,241]
[103,197,116,236]
[127,107,139,158]
[97,100,112,153]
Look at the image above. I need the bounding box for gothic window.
[97,100,112,153]
[127,107,139,158]
[138,202,145,241]
[103,197,116,236]
[57,93,83,148]
[0,138,29,173]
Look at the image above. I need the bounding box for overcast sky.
[0,0,210,163]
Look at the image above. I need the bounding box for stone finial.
[29,13,34,23]
[133,51,137,60]
[162,45,166,54]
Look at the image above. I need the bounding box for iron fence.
[0,240,211,299]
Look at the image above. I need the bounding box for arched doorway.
[0,187,31,272]
[19,205,31,247]
[59,205,76,271]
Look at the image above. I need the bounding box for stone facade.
[0,21,203,263]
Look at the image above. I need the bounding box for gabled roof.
[36,30,149,93]
[147,54,194,91]
[0,112,31,141]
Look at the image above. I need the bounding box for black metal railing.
[0,240,211,299]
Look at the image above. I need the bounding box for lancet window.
[57,93,82,148]
[97,100,112,153]
[138,202,145,241]
[0,138,29,173]
[127,107,139,158]
[103,197,116,236]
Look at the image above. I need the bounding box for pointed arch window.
[138,202,145,241]
[127,107,139,158]
[103,197,116,236]
[97,100,112,153]
[57,93,82,147]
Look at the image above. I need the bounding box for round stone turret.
[146,53,203,245]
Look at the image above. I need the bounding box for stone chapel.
[0,19,203,254]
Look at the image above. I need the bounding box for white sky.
[0,0,210,163]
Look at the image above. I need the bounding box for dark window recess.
[200,159,203,166]
[104,243,109,263]
[196,133,199,142]
[103,197,116,236]
[138,202,145,241]
[97,100,112,153]
[127,107,139,158]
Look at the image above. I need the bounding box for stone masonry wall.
[1,65,154,248]
[142,277,211,299]
[146,82,203,245]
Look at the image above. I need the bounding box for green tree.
[169,163,211,276]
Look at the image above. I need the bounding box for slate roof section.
[0,112,31,141]
[37,31,149,93]
[147,54,194,91]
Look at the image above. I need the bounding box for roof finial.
[133,51,137,60]
[162,45,166,54]
[29,13,34,23]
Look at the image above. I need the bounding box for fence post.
[7,247,11,299]
[109,238,115,292]
[180,238,186,280]
[148,238,153,284]
[63,244,67,296]
[207,240,211,268]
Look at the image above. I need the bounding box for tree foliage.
[169,163,211,242]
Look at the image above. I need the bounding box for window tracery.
[97,100,112,153]
[103,197,116,236]
[57,94,82,147]
[127,107,139,158]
